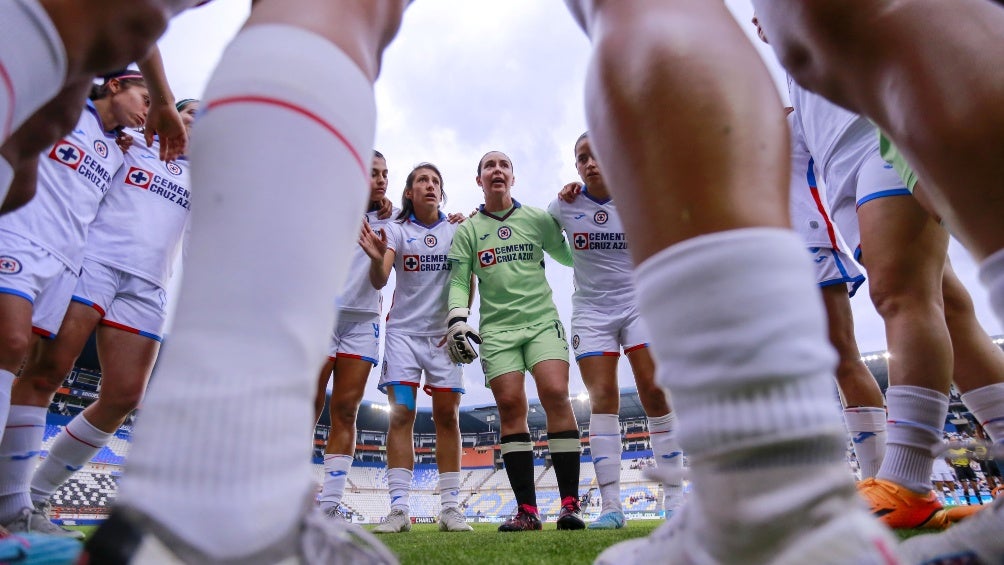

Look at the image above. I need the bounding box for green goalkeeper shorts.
[479,319,569,383]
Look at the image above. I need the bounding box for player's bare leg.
[85,1,408,563]
[566,1,898,562]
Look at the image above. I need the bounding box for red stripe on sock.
[205,96,366,176]
[64,427,101,449]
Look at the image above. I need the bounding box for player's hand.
[447,212,467,224]
[441,308,481,364]
[115,131,135,154]
[358,221,387,261]
[558,182,583,203]
[376,196,394,220]
[144,101,188,162]
[468,208,479,218]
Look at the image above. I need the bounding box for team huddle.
[2,0,1004,563]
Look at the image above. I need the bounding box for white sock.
[648,412,684,511]
[589,413,622,514]
[961,383,1004,442]
[0,370,13,432]
[982,248,1004,327]
[843,406,887,479]
[0,0,66,140]
[116,25,375,561]
[635,229,852,546]
[318,454,352,513]
[31,414,112,504]
[438,471,461,510]
[0,405,46,522]
[387,468,412,512]
[877,385,948,494]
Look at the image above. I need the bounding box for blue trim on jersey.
[581,185,611,205]
[853,245,863,263]
[0,288,33,304]
[806,157,817,187]
[575,351,621,361]
[83,99,118,138]
[856,188,912,209]
[408,211,447,229]
[479,200,522,221]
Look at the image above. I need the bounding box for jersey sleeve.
[541,212,573,267]
[546,198,564,231]
[383,221,401,253]
[447,221,475,312]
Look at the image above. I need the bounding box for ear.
[107,79,122,94]
[475,175,483,188]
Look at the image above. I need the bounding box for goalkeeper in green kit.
[445,150,584,532]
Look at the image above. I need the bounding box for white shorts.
[931,457,956,483]
[809,247,865,297]
[825,134,912,259]
[327,316,380,366]
[378,332,464,395]
[571,303,649,361]
[0,231,77,337]
[72,258,168,341]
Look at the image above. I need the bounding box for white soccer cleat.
[899,495,1004,564]
[372,508,412,534]
[5,503,85,540]
[438,507,474,532]
[595,501,900,565]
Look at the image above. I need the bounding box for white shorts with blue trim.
[0,231,77,337]
[809,247,865,297]
[378,332,464,395]
[825,133,912,259]
[328,315,380,365]
[73,258,167,341]
[571,303,649,361]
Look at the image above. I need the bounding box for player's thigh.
[94,323,160,402]
[577,354,619,414]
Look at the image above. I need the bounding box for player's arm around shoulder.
[538,207,574,268]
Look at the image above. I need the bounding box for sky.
[156,1,1001,408]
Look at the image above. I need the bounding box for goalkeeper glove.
[444,307,482,364]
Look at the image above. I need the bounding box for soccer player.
[0,98,196,541]
[315,150,396,522]
[785,109,887,480]
[548,133,683,529]
[361,163,473,534]
[445,150,583,531]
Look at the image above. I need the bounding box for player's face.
[407,167,443,210]
[574,138,605,190]
[111,83,151,128]
[476,151,514,197]
[180,102,200,136]
[371,156,389,201]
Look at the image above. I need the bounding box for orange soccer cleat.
[857,478,952,529]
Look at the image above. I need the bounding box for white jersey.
[547,189,634,309]
[0,100,123,270]
[787,76,874,187]
[385,213,457,337]
[84,130,192,287]
[788,112,839,250]
[335,207,397,317]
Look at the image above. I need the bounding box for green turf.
[375,521,660,565]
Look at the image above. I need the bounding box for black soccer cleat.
[556,496,585,530]
[498,504,542,532]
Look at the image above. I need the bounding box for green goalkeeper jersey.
[448,201,573,331]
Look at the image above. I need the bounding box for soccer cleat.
[5,505,85,541]
[437,507,473,532]
[587,510,625,530]
[0,532,82,564]
[79,506,398,564]
[497,504,542,532]
[596,499,900,565]
[900,494,1004,565]
[857,478,957,529]
[372,509,411,534]
[322,504,348,523]
[555,496,585,530]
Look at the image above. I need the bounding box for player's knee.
[98,385,144,417]
[432,405,458,429]
[330,403,360,428]
[868,279,936,321]
[0,332,31,370]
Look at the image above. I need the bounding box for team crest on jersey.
[497,226,512,240]
[478,249,497,267]
[572,233,589,251]
[0,256,21,274]
[571,334,580,349]
[93,139,109,158]
[403,255,420,272]
[425,234,437,248]
[124,167,154,190]
[48,141,85,170]
[593,210,608,225]
[166,161,183,176]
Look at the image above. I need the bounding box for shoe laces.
[561,496,579,512]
